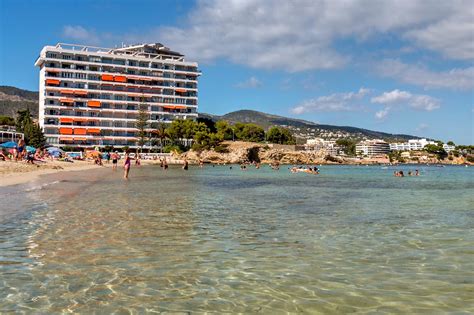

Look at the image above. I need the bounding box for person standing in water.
[183,159,189,170]
[123,150,131,179]
[112,151,118,170]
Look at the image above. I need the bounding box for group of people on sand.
[290,166,320,175]
[0,139,56,165]
[394,169,419,177]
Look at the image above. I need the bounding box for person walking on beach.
[123,151,131,179]
[17,139,25,161]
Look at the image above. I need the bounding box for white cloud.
[371,89,440,119]
[410,95,441,111]
[235,76,262,88]
[62,25,100,45]
[375,107,391,120]
[291,88,369,114]
[416,123,429,132]
[371,89,412,105]
[375,59,474,90]
[404,5,474,60]
[63,1,473,74]
[152,0,473,71]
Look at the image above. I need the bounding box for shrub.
[164,144,185,154]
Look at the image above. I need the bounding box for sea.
[0,164,473,313]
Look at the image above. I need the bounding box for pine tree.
[135,102,149,152]
[28,123,46,148]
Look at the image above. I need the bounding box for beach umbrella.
[26,146,36,153]
[47,147,64,153]
[47,147,65,157]
[0,141,18,148]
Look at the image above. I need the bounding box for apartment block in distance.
[356,139,390,157]
[35,43,199,148]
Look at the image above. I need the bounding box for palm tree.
[153,122,168,153]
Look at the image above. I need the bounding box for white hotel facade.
[35,43,199,148]
[389,139,436,151]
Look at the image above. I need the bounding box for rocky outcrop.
[177,141,473,166]
[180,141,330,165]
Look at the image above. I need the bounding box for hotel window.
[89,56,101,63]
[62,55,72,60]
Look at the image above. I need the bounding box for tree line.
[135,112,296,153]
[1,110,46,148]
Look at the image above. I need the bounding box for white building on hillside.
[305,138,341,155]
[443,144,455,152]
[356,139,390,156]
[35,43,200,149]
[389,138,436,151]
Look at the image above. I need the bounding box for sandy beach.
[0,160,107,187]
[0,159,166,187]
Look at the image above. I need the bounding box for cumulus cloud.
[404,5,474,60]
[63,1,473,74]
[371,89,440,119]
[371,90,412,105]
[151,0,473,72]
[235,76,262,88]
[291,88,369,114]
[375,107,391,120]
[375,59,474,90]
[62,25,100,45]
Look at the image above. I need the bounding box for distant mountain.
[0,86,39,117]
[0,86,420,141]
[200,110,420,142]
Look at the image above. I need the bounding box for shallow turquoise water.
[0,165,473,313]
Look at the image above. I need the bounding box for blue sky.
[0,0,473,144]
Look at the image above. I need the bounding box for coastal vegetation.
[335,139,356,156]
[15,109,45,148]
[135,103,150,151]
[0,115,15,126]
[134,118,295,154]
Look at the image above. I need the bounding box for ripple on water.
[0,165,473,313]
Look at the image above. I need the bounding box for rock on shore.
[180,141,348,165]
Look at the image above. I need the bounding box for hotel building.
[356,139,390,157]
[389,139,436,151]
[305,138,342,156]
[35,43,199,148]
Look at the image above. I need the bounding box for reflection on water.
[1,165,473,313]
